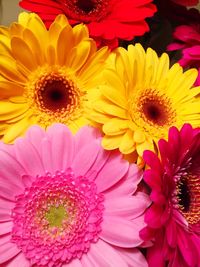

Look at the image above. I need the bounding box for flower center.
[77,0,95,13]
[25,68,85,127]
[131,90,176,138]
[11,170,104,266]
[175,174,200,225]
[35,73,78,112]
[45,205,67,227]
[58,0,109,22]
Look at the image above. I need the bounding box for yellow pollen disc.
[176,175,200,225]
[130,89,177,138]
[24,66,86,127]
[46,205,67,227]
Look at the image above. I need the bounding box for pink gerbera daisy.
[140,124,200,267]
[0,124,149,267]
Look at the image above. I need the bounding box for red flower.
[19,0,156,48]
[140,124,200,267]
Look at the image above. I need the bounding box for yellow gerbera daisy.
[88,43,200,164]
[0,12,109,143]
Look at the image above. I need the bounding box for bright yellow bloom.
[0,12,109,143]
[89,44,200,164]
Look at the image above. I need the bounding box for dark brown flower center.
[35,73,79,113]
[176,174,200,225]
[58,0,109,22]
[138,91,176,127]
[76,0,95,13]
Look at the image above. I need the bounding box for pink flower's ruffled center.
[11,170,104,266]
[173,174,200,225]
[57,0,110,22]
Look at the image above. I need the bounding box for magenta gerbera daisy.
[140,124,200,267]
[0,124,149,267]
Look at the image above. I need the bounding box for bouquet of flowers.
[0,0,200,266]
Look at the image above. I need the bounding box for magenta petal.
[95,151,129,192]
[6,252,29,267]
[80,254,96,267]
[47,123,75,171]
[88,239,128,267]
[0,205,12,222]
[100,216,144,247]
[115,247,148,267]
[15,138,44,176]
[0,234,20,264]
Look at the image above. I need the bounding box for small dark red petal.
[143,150,162,173]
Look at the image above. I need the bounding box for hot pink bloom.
[140,124,200,267]
[0,124,149,267]
[168,22,200,85]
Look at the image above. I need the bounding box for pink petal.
[15,138,44,176]
[41,137,54,173]
[47,123,75,171]
[80,254,97,267]
[87,239,128,267]
[0,234,20,264]
[115,247,148,267]
[72,141,101,177]
[0,221,13,235]
[100,215,144,247]
[95,151,129,192]
[104,164,143,198]
[0,150,25,200]
[0,205,12,222]
[26,125,46,155]
[63,258,82,266]
[104,192,150,219]
[74,126,101,153]
[6,252,29,267]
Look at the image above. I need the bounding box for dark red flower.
[140,124,200,267]
[19,0,156,48]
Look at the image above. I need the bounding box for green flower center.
[46,205,67,227]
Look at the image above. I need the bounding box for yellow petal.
[94,100,127,119]
[3,116,31,143]
[11,37,37,71]
[68,40,92,72]
[73,24,89,45]
[101,85,127,109]
[56,25,73,66]
[0,80,24,98]
[136,140,154,156]
[0,54,26,83]
[0,101,28,120]
[133,129,146,143]
[119,129,135,154]
[103,118,128,135]
[102,134,123,150]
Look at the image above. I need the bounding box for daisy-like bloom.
[19,0,157,48]
[88,44,200,164]
[0,124,150,267]
[0,12,110,143]
[168,23,200,85]
[140,124,200,267]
